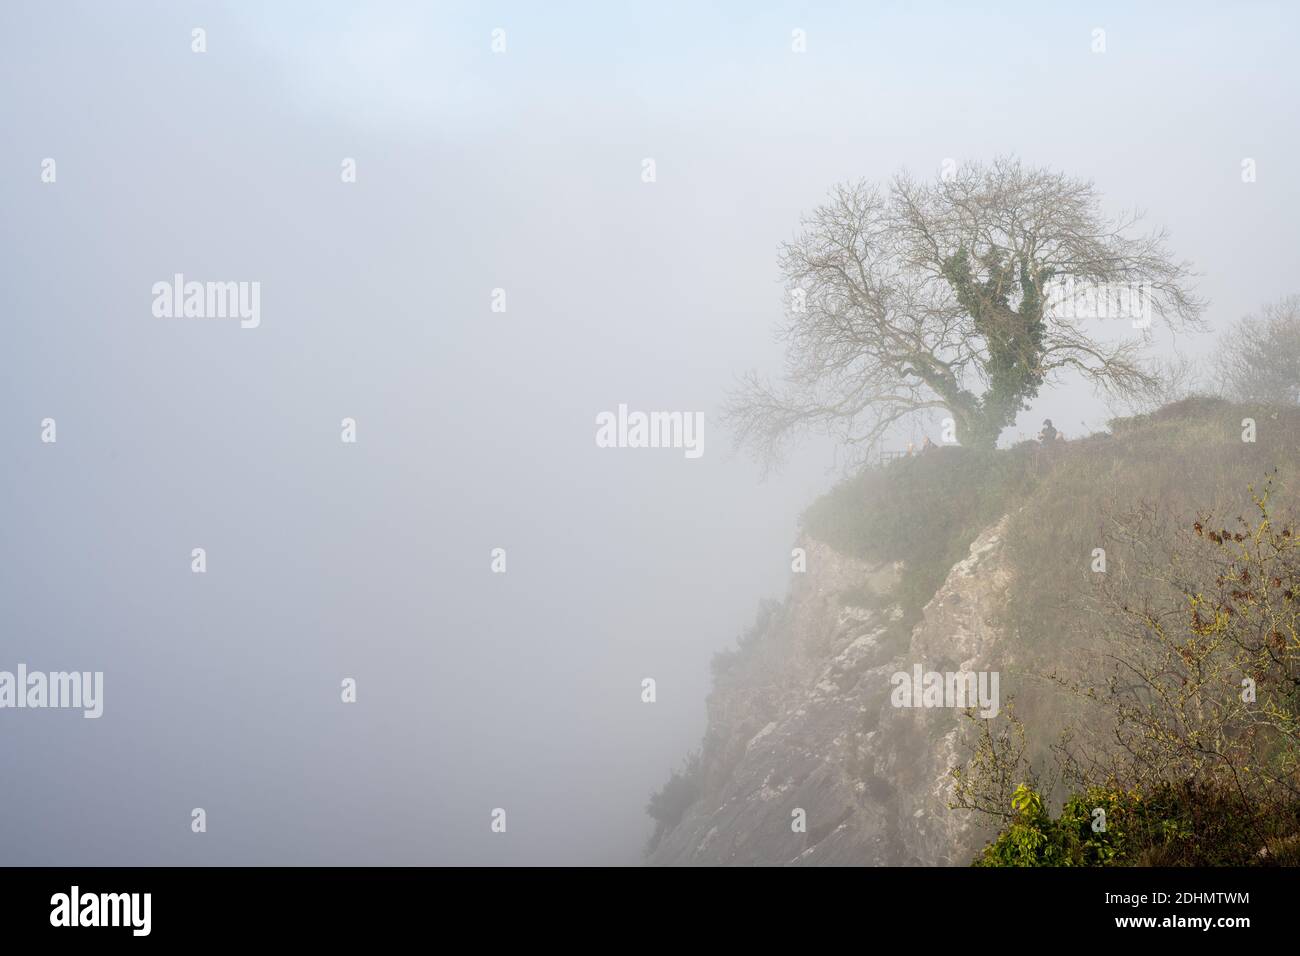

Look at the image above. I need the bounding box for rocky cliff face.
[647,519,1012,866]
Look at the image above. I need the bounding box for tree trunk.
[953,411,1003,450]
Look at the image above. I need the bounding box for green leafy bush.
[976,782,1300,867]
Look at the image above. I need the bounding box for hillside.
[647,398,1300,865]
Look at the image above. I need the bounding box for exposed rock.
[647,522,1011,866]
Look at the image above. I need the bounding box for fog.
[1,1,1296,865]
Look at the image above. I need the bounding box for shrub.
[801,445,1038,621]
[976,782,1300,867]
[709,599,780,679]
[967,474,1300,866]
[645,752,703,855]
[1218,295,1300,405]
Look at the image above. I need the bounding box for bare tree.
[726,157,1205,464]
[1107,350,1210,417]
[1219,295,1300,405]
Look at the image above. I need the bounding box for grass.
[801,396,1300,652]
[801,442,1040,628]
[803,396,1300,814]
[652,396,1300,860]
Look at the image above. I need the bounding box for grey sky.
[1,1,1296,864]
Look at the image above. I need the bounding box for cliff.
[648,397,1300,866]
[648,523,1012,865]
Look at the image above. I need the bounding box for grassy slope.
[650,398,1300,861]
[800,396,1300,863]
[804,397,1300,639]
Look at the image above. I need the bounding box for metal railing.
[877,449,911,467]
